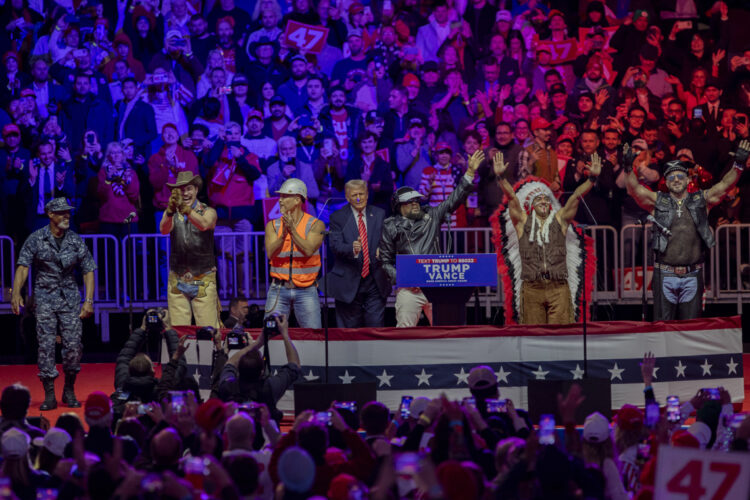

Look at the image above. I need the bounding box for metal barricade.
[0,235,14,303]
[620,224,654,300]
[122,234,171,305]
[81,235,120,304]
[714,224,750,301]
[123,232,275,304]
[440,227,494,255]
[582,225,619,302]
[214,232,266,300]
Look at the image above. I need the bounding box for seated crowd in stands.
[1,0,750,253]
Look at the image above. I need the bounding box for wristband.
[733,161,745,172]
[643,385,652,392]
[84,299,94,304]
[588,175,598,184]
[418,414,432,426]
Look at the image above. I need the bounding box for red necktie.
[358,212,370,278]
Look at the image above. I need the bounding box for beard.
[669,184,687,196]
[404,209,425,220]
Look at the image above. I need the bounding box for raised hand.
[493,151,508,178]
[595,89,609,108]
[640,351,656,386]
[499,84,512,102]
[467,150,485,175]
[167,189,180,215]
[174,334,190,360]
[713,49,726,67]
[734,139,750,165]
[589,152,602,177]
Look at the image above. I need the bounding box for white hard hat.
[276,178,308,200]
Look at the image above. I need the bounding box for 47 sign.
[282,21,329,54]
[536,38,578,65]
[655,446,750,500]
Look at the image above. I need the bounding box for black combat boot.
[62,372,81,408]
[40,378,57,411]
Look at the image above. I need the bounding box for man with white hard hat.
[264,178,325,327]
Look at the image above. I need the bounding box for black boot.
[62,372,81,408]
[40,378,57,411]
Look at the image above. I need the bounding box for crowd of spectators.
[2,0,750,253]
[1,338,748,500]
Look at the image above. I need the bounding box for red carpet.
[0,363,160,426]
[0,356,748,424]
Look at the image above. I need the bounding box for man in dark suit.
[115,77,158,158]
[223,297,249,329]
[328,180,391,327]
[27,58,69,119]
[19,141,76,234]
[696,78,723,134]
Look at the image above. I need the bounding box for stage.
[0,317,746,424]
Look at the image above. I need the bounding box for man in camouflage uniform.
[11,198,96,411]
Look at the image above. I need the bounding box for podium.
[396,254,497,326]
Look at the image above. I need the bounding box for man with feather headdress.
[490,151,599,324]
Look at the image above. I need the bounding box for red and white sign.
[262,197,282,226]
[282,21,329,54]
[655,446,750,500]
[375,148,390,163]
[577,26,618,52]
[622,266,653,292]
[538,38,579,65]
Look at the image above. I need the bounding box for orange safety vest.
[269,212,321,288]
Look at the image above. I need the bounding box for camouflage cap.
[45,197,74,213]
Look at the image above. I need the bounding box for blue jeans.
[264,282,322,328]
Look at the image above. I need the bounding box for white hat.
[276,178,308,200]
[688,421,712,448]
[583,412,610,443]
[1,428,30,458]
[410,397,431,418]
[33,428,72,457]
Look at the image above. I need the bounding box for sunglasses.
[666,173,687,182]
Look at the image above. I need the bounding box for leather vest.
[519,215,568,281]
[169,202,216,276]
[652,191,714,256]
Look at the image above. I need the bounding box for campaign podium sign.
[396,254,497,325]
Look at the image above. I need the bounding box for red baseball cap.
[402,73,420,88]
[20,88,35,98]
[2,51,18,63]
[84,391,112,419]
[247,109,263,121]
[670,429,700,448]
[614,404,644,431]
[2,123,20,136]
[531,117,553,131]
[195,398,226,431]
[435,141,452,152]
